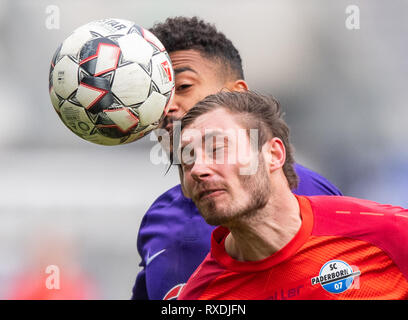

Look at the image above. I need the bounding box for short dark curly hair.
[149,16,244,80]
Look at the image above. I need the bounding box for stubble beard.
[196,155,272,226]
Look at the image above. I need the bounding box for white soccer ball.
[49,18,174,146]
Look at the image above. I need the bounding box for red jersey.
[178,195,408,300]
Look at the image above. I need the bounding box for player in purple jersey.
[131,17,342,300]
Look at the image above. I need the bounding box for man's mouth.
[198,189,226,201]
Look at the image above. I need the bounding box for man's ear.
[225,79,249,92]
[263,137,286,173]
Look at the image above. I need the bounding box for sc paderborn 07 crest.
[311,260,361,294]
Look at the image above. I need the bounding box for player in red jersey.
[177,91,408,300]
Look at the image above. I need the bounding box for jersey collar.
[210,195,314,272]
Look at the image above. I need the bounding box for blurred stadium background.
[0,0,407,299]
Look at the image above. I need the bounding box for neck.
[224,191,301,262]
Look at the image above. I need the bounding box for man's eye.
[209,144,224,152]
[180,148,196,168]
[177,84,192,91]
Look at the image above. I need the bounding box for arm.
[130,184,213,300]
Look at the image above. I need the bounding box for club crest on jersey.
[311,260,361,294]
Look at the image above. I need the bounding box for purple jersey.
[131,163,342,300]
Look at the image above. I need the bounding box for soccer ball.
[49,18,174,146]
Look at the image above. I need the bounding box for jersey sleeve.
[393,207,408,280]
[131,186,178,300]
[131,184,215,300]
[308,195,408,281]
[293,163,342,196]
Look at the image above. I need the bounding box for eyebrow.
[174,66,198,75]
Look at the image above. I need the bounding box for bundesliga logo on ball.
[49,18,175,146]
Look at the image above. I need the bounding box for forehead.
[183,108,244,137]
[170,49,222,77]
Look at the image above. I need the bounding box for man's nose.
[190,153,213,182]
[191,163,212,182]
[166,95,185,119]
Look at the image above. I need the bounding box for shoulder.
[149,184,187,208]
[307,195,407,220]
[136,184,197,252]
[141,184,194,221]
[305,195,408,277]
[293,163,342,196]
